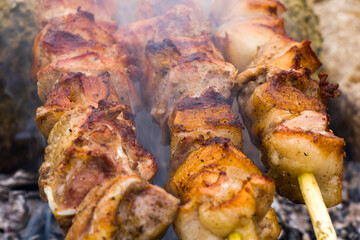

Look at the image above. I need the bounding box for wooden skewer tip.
[298,172,337,240]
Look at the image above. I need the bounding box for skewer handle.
[298,173,337,240]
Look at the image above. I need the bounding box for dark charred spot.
[76,8,95,22]
[318,73,340,103]
[145,39,181,56]
[43,31,88,54]
[173,88,227,111]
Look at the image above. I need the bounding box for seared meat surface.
[168,89,243,178]
[36,52,141,109]
[32,9,127,81]
[144,37,237,130]
[36,72,118,136]
[114,4,210,71]
[39,102,157,230]
[170,138,280,240]
[66,176,179,240]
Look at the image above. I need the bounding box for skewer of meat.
[211,0,345,239]
[32,2,179,238]
[117,1,281,239]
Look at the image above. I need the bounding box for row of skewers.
[31,0,345,239]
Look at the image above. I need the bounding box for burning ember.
[0,0,359,239]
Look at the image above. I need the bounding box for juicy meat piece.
[34,0,120,29]
[66,176,179,240]
[211,0,287,72]
[36,52,142,110]
[251,37,322,74]
[143,36,224,109]
[115,178,180,240]
[114,4,210,69]
[135,0,205,21]
[36,72,118,136]
[168,89,243,178]
[212,0,321,74]
[144,38,237,129]
[237,67,345,206]
[169,138,280,240]
[262,110,344,207]
[32,9,127,81]
[213,16,286,72]
[238,69,326,139]
[39,102,157,231]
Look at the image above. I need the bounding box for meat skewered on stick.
[211,0,345,239]
[32,2,179,238]
[117,1,282,238]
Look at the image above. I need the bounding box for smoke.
[23,203,63,240]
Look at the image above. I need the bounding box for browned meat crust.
[66,176,179,240]
[38,102,158,230]
[32,9,127,81]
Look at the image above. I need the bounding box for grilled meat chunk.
[262,110,344,206]
[39,102,157,231]
[251,37,321,74]
[36,52,141,110]
[169,138,280,240]
[66,176,179,240]
[213,17,286,72]
[36,72,118,136]
[143,36,223,109]
[114,4,210,70]
[211,0,286,72]
[237,67,344,206]
[144,38,237,129]
[34,0,119,29]
[168,89,243,178]
[32,9,127,81]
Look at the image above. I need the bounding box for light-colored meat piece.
[213,17,286,72]
[237,67,344,206]
[262,110,344,207]
[210,0,286,27]
[66,175,179,240]
[39,102,157,231]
